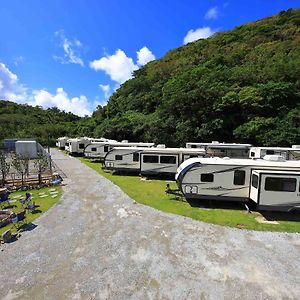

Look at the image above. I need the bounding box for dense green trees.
[0,101,80,146]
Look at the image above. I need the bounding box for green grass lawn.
[0,186,62,236]
[78,157,300,233]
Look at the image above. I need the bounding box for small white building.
[15,140,38,159]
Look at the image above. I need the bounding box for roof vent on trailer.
[292,145,300,149]
[263,155,286,162]
[156,144,166,148]
[121,140,129,143]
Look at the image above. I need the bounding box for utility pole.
[48,133,51,154]
[48,133,52,175]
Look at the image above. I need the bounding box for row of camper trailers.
[104,142,253,176]
[57,137,300,211]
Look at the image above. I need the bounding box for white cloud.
[99,84,111,98]
[90,46,155,85]
[136,46,155,66]
[54,30,84,66]
[90,49,138,84]
[0,62,27,102]
[205,7,219,20]
[31,88,91,116]
[0,62,92,116]
[183,27,215,44]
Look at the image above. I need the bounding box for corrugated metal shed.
[15,141,38,159]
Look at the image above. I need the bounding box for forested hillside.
[92,8,300,146]
[0,101,85,146]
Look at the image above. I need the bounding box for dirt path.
[0,149,299,300]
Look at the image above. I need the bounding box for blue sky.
[0,0,299,116]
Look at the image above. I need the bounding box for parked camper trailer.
[56,137,69,149]
[176,156,300,211]
[65,137,114,155]
[137,148,206,176]
[249,146,300,160]
[84,141,155,160]
[186,141,252,158]
[67,137,91,155]
[67,137,88,155]
[105,146,152,173]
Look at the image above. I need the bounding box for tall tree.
[12,154,29,186]
[0,151,10,187]
[34,153,49,184]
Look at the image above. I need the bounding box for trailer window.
[115,155,123,161]
[191,145,197,148]
[252,174,258,188]
[65,142,69,146]
[143,155,159,163]
[266,150,275,155]
[201,173,214,182]
[91,147,97,152]
[104,146,109,152]
[234,170,246,185]
[160,156,176,164]
[250,151,255,157]
[79,143,85,149]
[265,177,296,192]
[133,153,139,162]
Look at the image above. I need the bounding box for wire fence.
[1,144,66,188]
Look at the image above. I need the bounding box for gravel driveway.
[0,149,299,300]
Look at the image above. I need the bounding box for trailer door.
[249,171,260,203]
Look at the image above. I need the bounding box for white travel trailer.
[249,146,300,160]
[67,137,92,155]
[137,148,206,176]
[176,156,300,211]
[84,141,155,160]
[66,137,114,155]
[56,137,69,149]
[186,141,252,158]
[67,137,88,155]
[105,146,154,173]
